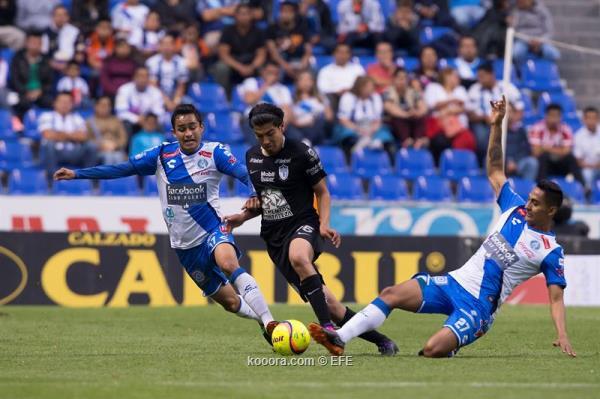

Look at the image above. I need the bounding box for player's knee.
[289,254,312,273]
[379,286,399,307]
[218,259,239,275]
[221,295,240,313]
[422,341,451,358]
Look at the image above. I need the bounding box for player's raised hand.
[53,167,76,180]
[320,225,341,248]
[553,337,577,357]
[242,196,261,211]
[489,95,506,126]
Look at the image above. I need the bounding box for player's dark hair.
[171,103,203,128]
[545,103,563,114]
[537,179,563,209]
[583,106,599,115]
[248,103,284,129]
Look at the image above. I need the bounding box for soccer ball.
[271,320,311,356]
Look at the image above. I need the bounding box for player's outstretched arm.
[53,161,139,181]
[313,178,341,248]
[487,95,508,196]
[548,284,576,357]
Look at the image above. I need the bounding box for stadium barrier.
[1,232,599,307]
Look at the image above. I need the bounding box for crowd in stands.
[0,0,599,203]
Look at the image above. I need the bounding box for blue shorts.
[175,226,241,297]
[414,273,492,348]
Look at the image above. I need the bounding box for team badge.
[197,157,209,170]
[530,240,540,250]
[278,164,289,181]
[191,270,206,285]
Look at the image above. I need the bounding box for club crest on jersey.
[197,157,209,170]
[530,240,541,250]
[278,164,289,181]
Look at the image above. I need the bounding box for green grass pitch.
[1,305,599,399]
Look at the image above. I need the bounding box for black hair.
[459,34,476,43]
[393,67,407,77]
[56,91,73,99]
[171,103,203,128]
[537,179,564,209]
[334,42,351,52]
[145,112,158,120]
[248,103,284,129]
[477,62,494,74]
[583,106,599,115]
[545,103,563,114]
[25,30,43,38]
[66,60,80,69]
[53,4,68,13]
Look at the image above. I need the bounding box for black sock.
[300,274,332,326]
[339,306,389,345]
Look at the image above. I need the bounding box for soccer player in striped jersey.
[54,104,279,344]
[310,96,577,358]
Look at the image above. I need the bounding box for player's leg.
[209,282,261,322]
[419,328,458,358]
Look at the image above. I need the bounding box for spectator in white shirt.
[42,5,80,71]
[111,0,149,37]
[334,75,394,155]
[128,10,165,59]
[467,62,522,162]
[574,107,600,190]
[453,35,481,88]
[336,0,384,48]
[424,67,469,128]
[146,33,188,112]
[115,66,165,134]
[16,0,60,32]
[40,91,97,177]
[57,61,91,109]
[317,43,365,111]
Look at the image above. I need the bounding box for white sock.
[235,295,261,322]
[231,269,274,325]
[337,300,390,343]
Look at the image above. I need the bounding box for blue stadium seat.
[456,176,495,203]
[591,179,600,205]
[368,175,409,200]
[395,148,435,179]
[537,92,577,119]
[355,55,376,69]
[438,58,457,69]
[0,109,15,139]
[23,107,50,140]
[552,178,586,204]
[187,82,229,112]
[412,176,453,202]
[509,177,535,200]
[53,179,94,196]
[327,173,364,200]
[230,85,247,114]
[99,176,140,196]
[351,149,392,179]
[493,59,519,84]
[143,175,158,196]
[397,56,419,72]
[520,90,538,120]
[519,59,561,92]
[7,169,48,195]
[203,111,244,144]
[564,117,583,132]
[439,149,479,180]
[227,144,250,165]
[313,55,334,71]
[0,139,34,171]
[315,145,348,174]
[420,26,453,45]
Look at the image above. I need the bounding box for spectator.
[16,0,60,32]
[454,35,481,88]
[383,2,420,56]
[266,1,312,82]
[128,10,165,59]
[39,92,97,177]
[472,0,509,58]
[178,24,208,83]
[85,19,115,74]
[336,0,384,48]
[553,197,590,237]
[505,103,538,181]
[383,68,428,148]
[9,31,53,119]
[316,43,365,111]
[424,67,468,127]
[71,0,109,36]
[115,66,165,134]
[298,0,336,52]
[146,33,188,112]
[529,104,584,186]
[42,5,81,71]
[86,96,128,165]
[415,45,439,88]
[111,0,149,37]
[152,0,197,33]
[334,76,394,155]
[57,61,91,109]
[511,0,559,63]
[213,3,267,94]
[130,113,164,156]
[466,62,521,161]
[100,39,138,98]
[0,0,25,50]
[574,107,600,190]
[450,0,486,29]
[288,70,333,146]
[367,41,398,94]
[414,0,454,27]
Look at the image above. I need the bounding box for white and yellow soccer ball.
[271,320,311,356]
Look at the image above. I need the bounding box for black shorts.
[266,223,324,302]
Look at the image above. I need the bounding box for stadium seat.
[313,55,334,71]
[23,107,50,140]
[187,82,229,112]
[203,111,244,144]
[420,26,453,45]
[7,169,48,195]
[591,179,600,205]
[0,109,15,139]
[519,59,562,92]
[230,85,247,114]
[98,176,140,196]
[395,148,435,179]
[143,175,158,196]
[368,175,409,200]
[397,56,419,72]
[439,149,479,180]
[0,139,34,171]
[351,149,392,179]
[355,55,376,69]
[509,177,535,200]
[493,59,519,84]
[227,144,250,165]
[456,176,495,203]
[552,178,586,204]
[537,92,577,119]
[412,176,452,202]
[315,146,349,174]
[53,179,94,196]
[520,90,538,120]
[327,173,364,200]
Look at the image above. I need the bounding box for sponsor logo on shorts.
[191,270,206,286]
[432,276,448,285]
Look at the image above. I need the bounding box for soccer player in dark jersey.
[225,103,399,355]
